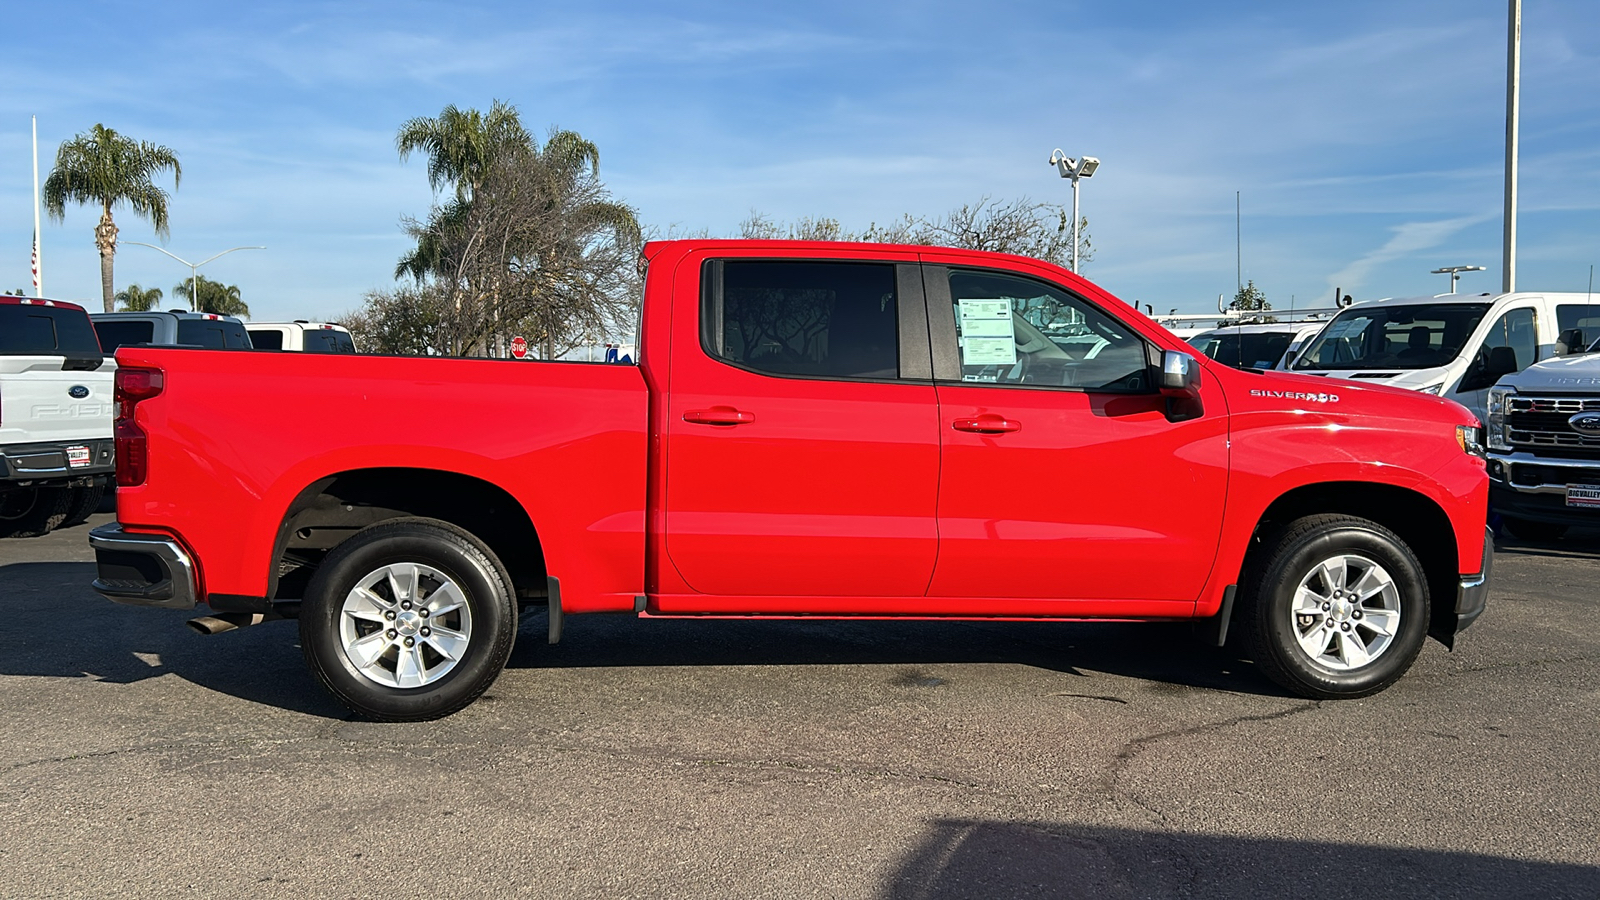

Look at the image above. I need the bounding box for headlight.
[1486,387,1514,451]
[1456,424,1486,458]
[1418,383,1445,395]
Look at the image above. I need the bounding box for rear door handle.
[683,406,756,426]
[952,415,1021,434]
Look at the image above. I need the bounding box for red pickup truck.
[90,241,1492,720]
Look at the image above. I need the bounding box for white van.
[246,321,356,353]
[1289,292,1600,421]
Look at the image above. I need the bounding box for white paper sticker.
[957,299,1016,366]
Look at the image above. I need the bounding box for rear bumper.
[88,523,197,610]
[0,439,114,482]
[1453,525,1494,634]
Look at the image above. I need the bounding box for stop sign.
[510,336,528,359]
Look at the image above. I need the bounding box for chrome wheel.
[1288,554,1401,671]
[338,562,473,689]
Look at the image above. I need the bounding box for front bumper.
[1453,525,1494,634]
[0,439,115,483]
[88,523,197,610]
[1486,451,1600,526]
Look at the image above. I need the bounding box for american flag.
[30,230,39,294]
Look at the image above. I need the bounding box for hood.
[1498,353,1600,391]
[1285,365,1451,392]
[1215,364,1477,426]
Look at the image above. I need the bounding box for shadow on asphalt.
[1493,526,1600,560]
[885,820,1600,899]
[1,560,1288,719]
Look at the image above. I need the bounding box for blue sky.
[4,0,1598,320]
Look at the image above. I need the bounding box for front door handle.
[683,406,756,426]
[952,415,1021,434]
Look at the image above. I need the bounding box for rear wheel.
[1240,515,1430,699]
[0,486,73,538]
[61,478,107,528]
[1502,517,1567,542]
[300,518,518,721]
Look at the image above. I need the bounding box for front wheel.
[300,518,518,721]
[1240,515,1430,699]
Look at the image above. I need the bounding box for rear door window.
[702,260,900,380]
[0,305,102,354]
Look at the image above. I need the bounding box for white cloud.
[1326,214,1494,293]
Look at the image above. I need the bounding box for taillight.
[114,367,164,487]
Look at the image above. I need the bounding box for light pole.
[1431,265,1486,294]
[123,243,265,310]
[1049,150,1099,274]
[1503,0,1521,292]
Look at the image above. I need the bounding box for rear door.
[923,259,1229,607]
[660,248,941,607]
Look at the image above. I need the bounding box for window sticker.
[957,298,1017,366]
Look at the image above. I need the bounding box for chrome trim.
[1487,450,1600,495]
[88,523,197,610]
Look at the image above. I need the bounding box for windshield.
[1189,331,1294,370]
[1293,302,1491,371]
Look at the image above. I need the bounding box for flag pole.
[32,115,43,297]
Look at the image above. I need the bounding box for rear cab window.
[0,302,102,356]
[303,330,356,353]
[93,320,157,352]
[248,329,284,350]
[177,319,252,349]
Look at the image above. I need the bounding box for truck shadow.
[1493,527,1600,560]
[0,561,345,719]
[0,561,1286,718]
[884,819,1600,899]
[506,611,1286,698]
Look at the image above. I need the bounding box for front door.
[923,261,1229,606]
[661,252,941,606]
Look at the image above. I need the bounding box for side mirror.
[1159,350,1202,398]
[1159,350,1205,422]
[1557,328,1586,356]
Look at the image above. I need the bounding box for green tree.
[42,124,181,312]
[174,274,248,317]
[396,99,531,204]
[115,283,163,312]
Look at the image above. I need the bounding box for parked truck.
[90,241,1492,720]
[1,296,114,537]
[1485,335,1600,540]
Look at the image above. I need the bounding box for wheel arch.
[1244,481,1459,646]
[268,467,546,605]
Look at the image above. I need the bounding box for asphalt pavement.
[2,514,1599,899]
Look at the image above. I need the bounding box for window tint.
[303,330,355,353]
[248,329,283,350]
[0,305,102,355]
[946,270,1149,391]
[704,260,898,379]
[94,320,156,352]
[177,320,252,349]
[1481,307,1537,372]
[1191,331,1294,370]
[1295,303,1490,370]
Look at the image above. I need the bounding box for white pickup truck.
[0,296,115,537]
[1485,335,1600,540]
[245,321,356,353]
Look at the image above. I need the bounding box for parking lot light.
[1049,150,1100,274]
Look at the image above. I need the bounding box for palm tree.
[175,275,248,317]
[42,124,181,312]
[115,283,163,312]
[396,100,531,203]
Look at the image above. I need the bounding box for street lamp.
[1431,265,1486,294]
[123,242,265,310]
[1049,150,1099,274]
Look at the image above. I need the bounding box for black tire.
[1239,514,1430,699]
[61,478,107,528]
[0,486,73,538]
[1502,517,1567,542]
[300,517,518,721]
